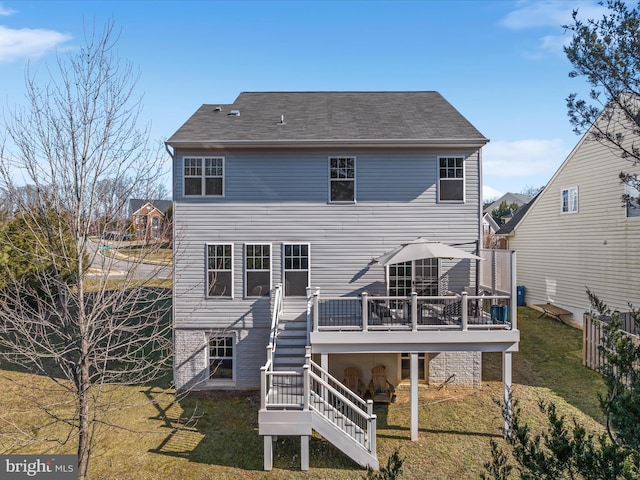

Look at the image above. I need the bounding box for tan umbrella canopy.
[374,237,480,266]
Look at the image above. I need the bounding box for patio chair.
[343,367,366,398]
[367,365,396,403]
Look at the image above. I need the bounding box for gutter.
[166,138,489,150]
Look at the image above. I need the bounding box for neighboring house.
[496,105,640,327]
[166,91,519,470]
[482,212,503,248]
[129,199,172,241]
[483,192,532,218]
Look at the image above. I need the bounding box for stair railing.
[261,283,284,409]
[307,354,376,454]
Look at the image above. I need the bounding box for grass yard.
[0,307,606,479]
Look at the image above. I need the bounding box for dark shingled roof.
[129,199,172,216]
[167,91,488,147]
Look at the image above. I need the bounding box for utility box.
[517,286,525,306]
[491,305,509,323]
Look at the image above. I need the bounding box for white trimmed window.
[329,157,355,202]
[245,244,271,297]
[438,156,464,202]
[207,243,233,298]
[184,157,224,196]
[208,335,234,380]
[283,243,309,297]
[626,183,640,217]
[561,187,578,213]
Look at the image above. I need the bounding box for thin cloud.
[483,138,569,178]
[501,1,605,30]
[0,25,71,62]
[0,2,16,16]
[483,185,504,202]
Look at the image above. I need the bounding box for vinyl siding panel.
[509,133,640,321]
[173,148,482,388]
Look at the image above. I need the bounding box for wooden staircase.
[259,289,378,471]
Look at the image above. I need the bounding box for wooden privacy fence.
[583,312,640,372]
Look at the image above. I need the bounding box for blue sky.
[0,0,609,200]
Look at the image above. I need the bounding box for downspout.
[165,142,177,387]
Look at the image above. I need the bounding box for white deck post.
[411,352,419,441]
[461,292,468,331]
[511,250,517,330]
[301,435,309,470]
[503,351,513,436]
[362,291,369,332]
[411,292,418,331]
[264,435,273,470]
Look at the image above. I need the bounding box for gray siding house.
[166,91,519,470]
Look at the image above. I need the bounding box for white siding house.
[497,106,640,327]
[166,91,519,470]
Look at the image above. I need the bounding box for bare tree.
[0,21,172,480]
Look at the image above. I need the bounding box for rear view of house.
[166,91,518,470]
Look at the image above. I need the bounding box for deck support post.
[301,435,309,470]
[503,351,513,436]
[410,352,419,441]
[264,435,273,471]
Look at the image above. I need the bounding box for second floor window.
[184,157,224,196]
[438,156,464,202]
[329,157,355,202]
[626,182,640,218]
[561,187,578,213]
[207,243,233,297]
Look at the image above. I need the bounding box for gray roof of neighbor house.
[166,91,488,148]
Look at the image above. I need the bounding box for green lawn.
[0,307,606,479]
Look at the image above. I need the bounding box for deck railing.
[310,290,514,332]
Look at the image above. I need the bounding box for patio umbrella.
[373,237,480,266]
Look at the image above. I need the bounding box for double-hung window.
[283,243,309,296]
[184,157,224,196]
[209,335,234,380]
[329,157,355,202]
[626,182,640,217]
[561,187,578,213]
[438,156,464,202]
[207,243,233,297]
[245,244,271,297]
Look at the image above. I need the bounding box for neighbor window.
[245,244,271,297]
[438,156,464,202]
[626,183,640,218]
[207,243,233,297]
[209,335,234,380]
[184,157,224,196]
[561,187,578,213]
[283,243,309,296]
[329,157,355,202]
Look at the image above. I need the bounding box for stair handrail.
[261,283,284,410]
[307,358,376,453]
[266,283,284,368]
